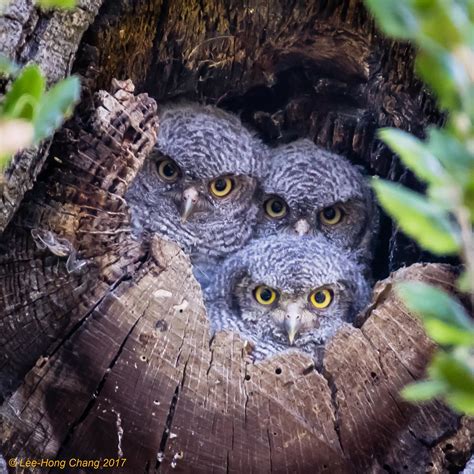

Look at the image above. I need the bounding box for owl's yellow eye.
[309,288,333,309]
[319,205,343,225]
[253,285,278,305]
[210,177,234,198]
[264,197,287,219]
[157,159,180,183]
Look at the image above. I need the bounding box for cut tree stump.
[0,245,471,472]
[0,1,472,472]
[0,82,472,473]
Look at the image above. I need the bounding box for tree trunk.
[0,1,471,473]
[0,0,103,232]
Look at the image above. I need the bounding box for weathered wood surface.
[0,0,104,232]
[0,248,471,472]
[0,80,157,400]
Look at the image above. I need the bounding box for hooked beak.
[284,304,301,345]
[293,219,310,236]
[181,187,199,223]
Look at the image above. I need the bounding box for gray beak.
[181,186,199,223]
[284,305,301,345]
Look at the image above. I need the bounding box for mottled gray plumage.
[126,104,263,275]
[256,139,378,265]
[205,235,371,362]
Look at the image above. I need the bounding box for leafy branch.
[365,0,474,415]
[0,0,79,169]
[0,0,76,11]
[0,62,80,168]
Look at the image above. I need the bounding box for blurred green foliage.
[0,0,79,168]
[0,62,80,167]
[0,0,76,13]
[365,0,474,415]
[36,0,76,9]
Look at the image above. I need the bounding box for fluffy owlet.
[204,235,371,362]
[126,104,263,278]
[256,139,378,265]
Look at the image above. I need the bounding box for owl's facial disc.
[270,289,335,345]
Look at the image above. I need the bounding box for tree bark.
[0,0,103,232]
[0,1,471,473]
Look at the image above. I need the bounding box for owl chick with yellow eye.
[256,139,378,266]
[126,104,264,283]
[204,235,371,361]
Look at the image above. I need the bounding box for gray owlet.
[256,139,378,266]
[204,235,371,362]
[126,104,263,279]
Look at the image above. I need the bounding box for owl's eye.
[309,288,333,309]
[209,177,234,198]
[319,205,343,225]
[253,285,278,305]
[157,159,180,183]
[264,197,287,219]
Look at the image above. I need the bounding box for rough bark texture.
[0,243,471,472]
[0,80,157,399]
[0,0,104,232]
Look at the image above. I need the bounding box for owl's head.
[205,235,371,359]
[256,139,378,263]
[126,104,264,260]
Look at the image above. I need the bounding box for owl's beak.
[293,219,310,236]
[181,187,199,223]
[284,305,301,345]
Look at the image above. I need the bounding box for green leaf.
[365,0,418,39]
[464,177,474,218]
[424,319,474,346]
[372,180,461,255]
[417,3,465,49]
[36,0,76,9]
[457,270,473,293]
[379,128,446,184]
[0,153,13,169]
[401,380,446,401]
[396,282,474,332]
[427,128,474,182]
[431,352,474,393]
[445,390,474,415]
[2,65,45,121]
[34,76,80,143]
[416,46,469,111]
